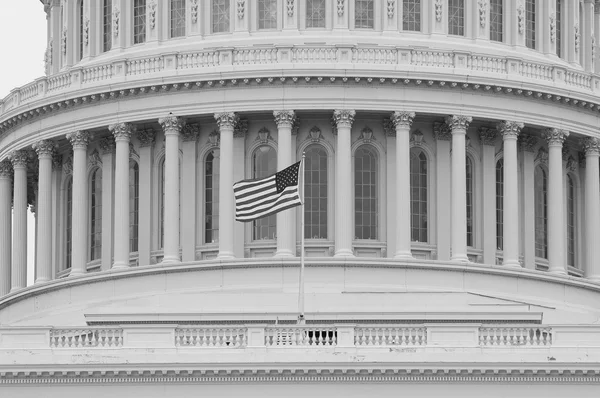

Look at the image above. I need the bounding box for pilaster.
[479,127,497,266]
[582,137,600,280]
[434,122,452,261]
[98,136,115,272]
[583,0,595,72]
[137,129,156,266]
[181,124,199,262]
[333,109,355,257]
[519,134,537,270]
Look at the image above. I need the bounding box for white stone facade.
[1,0,600,395]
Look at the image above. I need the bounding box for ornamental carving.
[337,0,345,17]
[98,136,116,154]
[214,112,238,130]
[411,129,425,145]
[191,0,199,24]
[83,17,90,46]
[332,109,356,129]
[517,4,525,34]
[62,156,73,176]
[433,122,451,141]
[445,115,472,132]
[518,134,537,152]
[391,111,415,130]
[44,39,53,73]
[535,147,548,164]
[159,115,183,134]
[61,27,67,55]
[435,0,443,22]
[387,0,395,19]
[592,36,597,63]
[575,23,581,53]
[88,150,102,168]
[382,118,395,136]
[112,7,120,38]
[207,129,220,147]
[149,1,157,30]
[109,122,134,141]
[359,127,374,143]
[543,128,569,146]
[182,124,200,142]
[52,154,63,170]
[274,110,296,128]
[578,151,586,168]
[287,0,295,17]
[9,150,30,168]
[550,13,556,43]
[66,131,92,149]
[32,140,57,157]
[256,127,272,143]
[566,155,577,172]
[137,129,156,147]
[237,0,245,19]
[234,118,249,138]
[581,137,600,155]
[0,160,13,178]
[291,117,300,135]
[478,0,487,28]
[308,126,323,142]
[497,121,524,139]
[478,127,497,146]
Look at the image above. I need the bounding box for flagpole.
[298,152,306,324]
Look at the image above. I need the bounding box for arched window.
[130,161,140,253]
[410,148,428,242]
[252,146,277,240]
[466,155,474,247]
[556,0,563,58]
[448,0,464,36]
[205,150,220,243]
[78,0,84,60]
[306,0,326,28]
[525,0,535,49]
[103,0,112,52]
[90,168,102,261]
[534,165,548,259]
[170,0,186,38]
[496,159,504,250]
[304,145,327,239]
[489,0,503,42]
[567,175,576,267]
[355,146,378,240]
[212,0,230,33]
[402,0,421,32]
[134,0,147,44]
[258,0,277,30]
[355,0,374,29]
[66,178,73,269]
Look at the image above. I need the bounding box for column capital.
[32,139,58,158]
[182,124,200,142]
[273,110,296,128]
[109,122,135,141]
[333,109,356,129]
[445,115,473,132]
[214,112,238,130]
[433,122,452,141]
[66,130,92,149]
[0,159,12,178]
[98,136,116,154]
[8,150,30,168]
[498,121,524,139]
[543,128,569,146]
[518,134,537,152]
[52,153,63,170]
[478,127,498,146]
[582,137,600,156]
[158,115,184,135]
[137,128,156,147]
[391,111,416,130]
[234,118,249,138]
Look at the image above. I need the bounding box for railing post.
[0,327,51,348]
[247,326,266,348]
[122,324,177,348]
[426,324,480,347]
[336,325,355,348]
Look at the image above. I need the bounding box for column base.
[69,269,86,277]
[502,259,522,268]
[274,249,295,258]
[587,275,600,283]
[216,251,235,260]
[9,286,24,293]
[549,267,567,275]
[111,261,130,270]
[334,249,355,257]
[34,278,50,284]
[394,251,413,260]
[161,256,181,264]
[450,254,469,263]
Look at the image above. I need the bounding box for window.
[205,150,220,243]
[212,0,230,33]
[448,0,464,36]
[556,0,562,58]
[306,0,326,28]
[134,0,147,44]
[402,0,421,32]
[78,0,84,60]
[170,0,186,38]
[354,146,378,240]
[103,0,112,52]
[252,146,277,240]
[304,146,328,239]
[496,159,504,250]
[490,0,503,42]
[410,148,428,242]
[258,0,277,30]
[355,0,374,29]
[130,162,139,252]
[66,178,73,269]
[534,166,548,259]
[90,168,102,261]
[525,0,535,49]
[567,175,576,267]
[466,155,474,247]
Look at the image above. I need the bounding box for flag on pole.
[234,161,302,222]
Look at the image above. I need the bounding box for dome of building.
[1,0,600,396]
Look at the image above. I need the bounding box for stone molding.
[8,149,30,168]
[582,137,600,155]
[478,127,497,146]
[497,121,524,140]
[391,111,415,130]
[273,110,296,129]
[66,130,92,149]
[109,122,134,141]
[543,128,569,146]
[32,139,58,158]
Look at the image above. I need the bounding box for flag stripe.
[236,187,299,215]
[236,186,297,211]
[236,196,302,221]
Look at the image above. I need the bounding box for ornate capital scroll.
[0,159,13,178]
[518,134,537,152]
[581,137,600,156]
[66,130,92,149]
[497,121,524,140]
[333,109,356,129]
[478,127,498,146]
[433,122,452,141]
[273,110,296,129]
[391,111,416,130]
[137,129,156,147]
[98,136,116,154]
[159,115,183,135]
[214,112,238,130]
[32,140,58,158]
[8,150,30,168]
[543,128,569,146]
[445,115,472,132]
[109,122,134,141]
[181,124,200,142]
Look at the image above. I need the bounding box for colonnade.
[1,111,600,296]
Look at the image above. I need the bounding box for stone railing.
[175,326,247,347]
[1,45,598,118]
[49,327,124,348]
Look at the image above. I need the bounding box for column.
[32,140,57,283]
[0,160,12,296]
[583,0,595,72]
[66,131,92,276]
[51,154,62,279]
[158,115,183,264]
[543,128,569,274]
[498,121,524,267]
[385,120,397,258]
[274,110,296,257]
[447,115,473,263]
[98,137,115,271]
[519,135,537,270]
[233,123,247,258]
[214,112,237,259]
[333,109,355,257]
[9,150,29,290]
[109,123,134,269]
[391,111,415,259]
[479,128,497,265]
[434,123,452,261]
[582,138,600,280]
[181,124,200,262]
[137,129,156,266]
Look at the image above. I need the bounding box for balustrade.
[354,326,427,346]
[50,328,123,348]
[479,326,553,346]
[175,327,247,347]
[264,326,338,347]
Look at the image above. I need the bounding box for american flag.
[234,161,302,222]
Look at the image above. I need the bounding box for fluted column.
[158,116,183,264]
[109,122,134,269]
[0,160,12,296]
[498,121,524,267]
[66,131,92,276]
[447,115,472,263]
[137,129,156,266]
[543,128,569,274]
[215,112,237,259]
[333,109,355,257]
[434,123,452,261]
[583,0,595,72]
[479,128,497,266]
[582,138,600,280]
[8,150,29,290]
[391,111,415,259]
[519,135,538,270]
[181,124,200,262]
[274,110,296,257]
[32,140,57,282]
